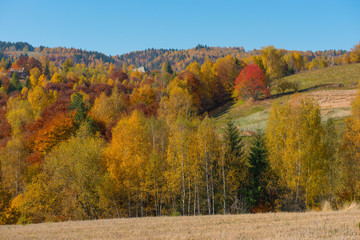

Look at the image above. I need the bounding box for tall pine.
[222,118,247,214]
[247,131,268,211]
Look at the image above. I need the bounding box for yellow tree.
[27,86,58,118]
[186,61,201,77]
[6,96,34,134]
[2,97,34,197]
[192,116,221,215]
[50,72,63,84]
[0,134,28,196]
[130,84,157,106]
[308,58,328,71]
[159,80,194,123]
[29,67,41,87]
[261,46,288,79]
[104,110,152,217]
[265,96,326,211]
[90,87,126,126]
[145,117,169,216]
[339,88,360,201]
[38,74,48,88]
[284,52,305,72]
[20,124,107,223]
[200,59,217,106]
[349,41,360,63]
[165,116,195,216]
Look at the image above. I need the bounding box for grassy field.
[213,64,360,138]
[5,50,42,58]
[277,63,360,92]
[1,210,359,239]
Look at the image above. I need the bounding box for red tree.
[234,64,269,100]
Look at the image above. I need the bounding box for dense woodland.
[0,41,349,72]
[0,41,359,224]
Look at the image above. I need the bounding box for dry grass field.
[1,210,359,240]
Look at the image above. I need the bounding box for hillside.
[213,63,360,140]
[1,209,359,239]
[278,63,360,91]
[1,41,348,71]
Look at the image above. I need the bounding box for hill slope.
[213,63,360,139]
[279,63,360,91]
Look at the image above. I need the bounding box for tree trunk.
[211,165,215,215]
[205,153,211,215]
[222,164,226,215]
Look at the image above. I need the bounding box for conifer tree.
[247,131,268,210]
[9,72,20,92]
[69,92,88,125]
[222,118,247,214]
[161,61,173,75]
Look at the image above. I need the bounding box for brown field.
[1,210,359,239]
[305,89,357,109]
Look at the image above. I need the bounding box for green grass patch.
[213,101,267,128]
[276,64,360,93]
[5,51,41,57]
[330,117,347,144]
[234,110,269,131]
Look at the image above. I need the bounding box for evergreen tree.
[223,119,244,160]
[24,77,31,89]
[44,63,50,78]
[161,61,173,75]
[248,131,268,210]
[69,92,88,126]
[222,118,247,213]
[9,72,20,92]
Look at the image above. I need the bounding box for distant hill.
[114,46,251,72]
[114,46,348,72]
[0,41,117,67]
[0,41,348,71]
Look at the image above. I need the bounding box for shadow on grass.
[268,84,336,100]
[210,101,236,118]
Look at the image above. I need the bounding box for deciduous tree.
[339,89,360,201]
[265,96,327,211]
[20,124,106,223]
[234,64,269,100]
[349,41,360,63]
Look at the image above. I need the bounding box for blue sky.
[0,0,359,55]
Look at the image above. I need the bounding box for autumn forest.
[0,41,360,225]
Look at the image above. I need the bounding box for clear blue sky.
[0,0,359,55]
